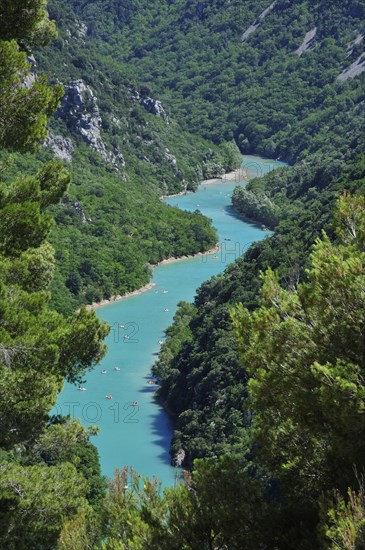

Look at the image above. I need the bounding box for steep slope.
[2,1,244,314]
[141,0,365,465]
[154,154,365,466]
[21,0,363,314]
[64,0,365,161]
[3,1,365,547]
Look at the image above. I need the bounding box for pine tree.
[0,1,110,545]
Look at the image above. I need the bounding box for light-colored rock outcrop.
[57,80,125,167]
[22,55,37,89]
[294,28,317,56]
[338,53,365,81]
[63,197,92,224]
[44,133,74,162]
[164,148,177,165]
[347,33,364,57]
[140,96,169,122]
[242,1,276,42]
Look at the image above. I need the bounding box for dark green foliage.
[4,1,234,311]
[46,160,217,314]
[21,0,363,310]
[0,5,109,545]
[63,0,365,162]
[154,154,365,470]
[0,41,63,151]
[232,186,280,227]
[231,193,365,545]
[0,0,57,44]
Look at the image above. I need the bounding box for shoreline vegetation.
[85,244,221,311]
[85,168,244,311]
[84,243,221,310]
[159,167,247,200]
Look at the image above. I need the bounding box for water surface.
[55,156,286,486]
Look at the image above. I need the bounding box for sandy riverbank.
[85,243,220,310]
[85,167,242,311]
[156,243,220,266]
[84,282,156,311]
[202,167,248,185]
[160,167,248,200]
[160,190,192,200]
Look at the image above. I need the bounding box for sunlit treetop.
[0,0,56,46]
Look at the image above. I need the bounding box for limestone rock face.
[241,1,277,42]
[140,97,169,123]
[57,80,125,167]
[63,196,92,224]
[22,55,37,89]
[294,28,317,56]
[338,53,365,81]
[45,133,74,162]
[164,148,177,165]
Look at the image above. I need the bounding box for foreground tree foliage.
[231,194,365,545]
[0,2,108,546]
[0,0,61,150]
[0,0,57,44]
[57,459,270,550]
[0,41,62,151]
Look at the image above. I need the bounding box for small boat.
[124,335,129,340]
[101,369,107,374]
[162,290,168,294]
[120,324,125,328]
[148,380,154,385]
[106,394,113,399]
[114,367,121,371]
[78,387,87,391]
[158,340,164,345]
[164,308,169,312]
[132,401,138,406]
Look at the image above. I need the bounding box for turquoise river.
[55,155,286,486]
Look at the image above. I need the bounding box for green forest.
[2,0,243,314]
[1,0,365,548]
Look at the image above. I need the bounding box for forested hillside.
[65,0,365,161]
[145,0,365,545]
[3,0,245,314]
[21,0,363,314]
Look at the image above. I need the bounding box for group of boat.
[101,367,121,374]
[104,396,138,405]
[78,365,122,392]
[77,289,164,402]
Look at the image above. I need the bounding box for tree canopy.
[0,2,109,545]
